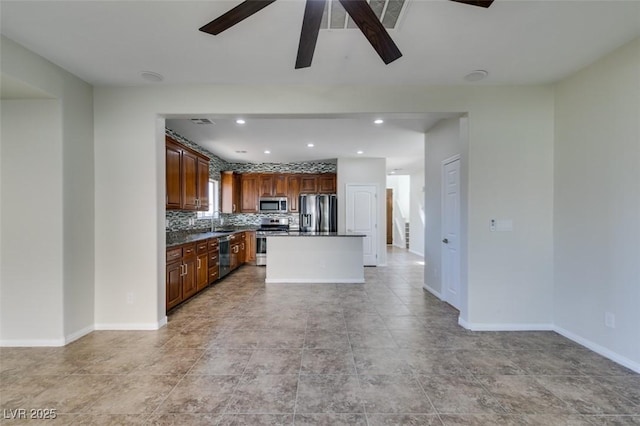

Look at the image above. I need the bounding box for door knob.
[442,238,449,244]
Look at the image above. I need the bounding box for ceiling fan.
[199,0,494,69]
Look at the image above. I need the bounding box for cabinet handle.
[197,258,201,269]
[233,203,236,212]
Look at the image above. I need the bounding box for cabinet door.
[197,157,209,211]
[181,150,199,210]
[196,252,209,291]
[166,143,182,210]
[220,171,235,213]
[300,175,317,193]
[246,231,256,262]
[241,174,259,213]
[273,175,288,197]
[166,261,183,310]
[259,174,275,197]
[239,241,246,265]
[287,175,301,213]
[182,257,198,299]
[318,174,336,193]
[230,243,239,270]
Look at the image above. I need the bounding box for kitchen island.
[265,232,365,284]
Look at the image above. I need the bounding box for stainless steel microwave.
[259,197,288,213]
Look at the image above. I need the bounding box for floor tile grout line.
[292,308,309,420]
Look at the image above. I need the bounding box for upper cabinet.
[317,173,337,194]
[221,171,240,213]
[259,173,288,197]
[287,175,301,213]
[300,175,317,193]
[240,174,259,213]
[166,137,209,211]
[222,171,336,214]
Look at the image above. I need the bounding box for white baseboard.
[0,338,66,347]
[265,278,365,284]
[64,324,94,345]
[409,249,424,257]
[456,318,639,374]
[94,321,166,331]
[158,316,168,328]
[553,325,640,374]
[458,317,554,331]
[422,283,443,299]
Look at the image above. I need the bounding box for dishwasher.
[218,235,231,278]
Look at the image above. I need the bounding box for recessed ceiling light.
[307,143,314,148]
[236,119,246,125]
[389,171,396,174]
[374,119,384,124]
[464,70,489,82]
[357,150,364,155]
[264,150,271,154]
[140,71,164,83]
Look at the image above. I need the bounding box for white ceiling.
[2,0,638,171]
[166,113,458,174]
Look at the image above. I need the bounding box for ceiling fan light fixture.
[464,70,489,82]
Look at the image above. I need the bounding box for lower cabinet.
[166,260,183,310]
[166,231,248,312]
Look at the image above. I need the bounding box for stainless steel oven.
[255,218,289,266]
[256,235,267,266]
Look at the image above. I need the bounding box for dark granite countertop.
[269,231,366,237]
[166,227,258,248]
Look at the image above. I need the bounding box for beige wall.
[92,84,555,330]
[0,36,94,345]
[554,38,640,367]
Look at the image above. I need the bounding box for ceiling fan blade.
[199,0,277,35]
[449,0,494,8]
[295,0,327,69]
[338,0,402,65]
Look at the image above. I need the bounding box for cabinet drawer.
[196,241,209,254]
[208,239,219,250]
[166,247,182,263]
[182,243,197,259]
[208,252,219,266]
[208,267,219,282]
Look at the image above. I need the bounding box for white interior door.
[346,184,378,266]
[442,158,461,309]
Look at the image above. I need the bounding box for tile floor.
[1,247,639,425]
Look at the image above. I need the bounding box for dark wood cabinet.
[181,245,197,300]
[259,174,275,197]
[165,143,182,209]
[221,171,240,213]
[287,175,301,213]
[196,252,208,291]
[166,137,209,211]
[166,260,183,310]
[197,157,209,211]
[273,174,288,197]
[245,231,256,263]
[300,175,317,193]
[241,174,259,213]
[318,174,337,193]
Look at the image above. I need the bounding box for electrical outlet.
[126,292,134,305]
[605,312,615,328]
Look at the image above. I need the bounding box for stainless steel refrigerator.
[299,194,337,233]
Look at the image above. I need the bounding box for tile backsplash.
[165,128,335,232]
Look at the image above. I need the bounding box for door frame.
[441,154,461,309]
